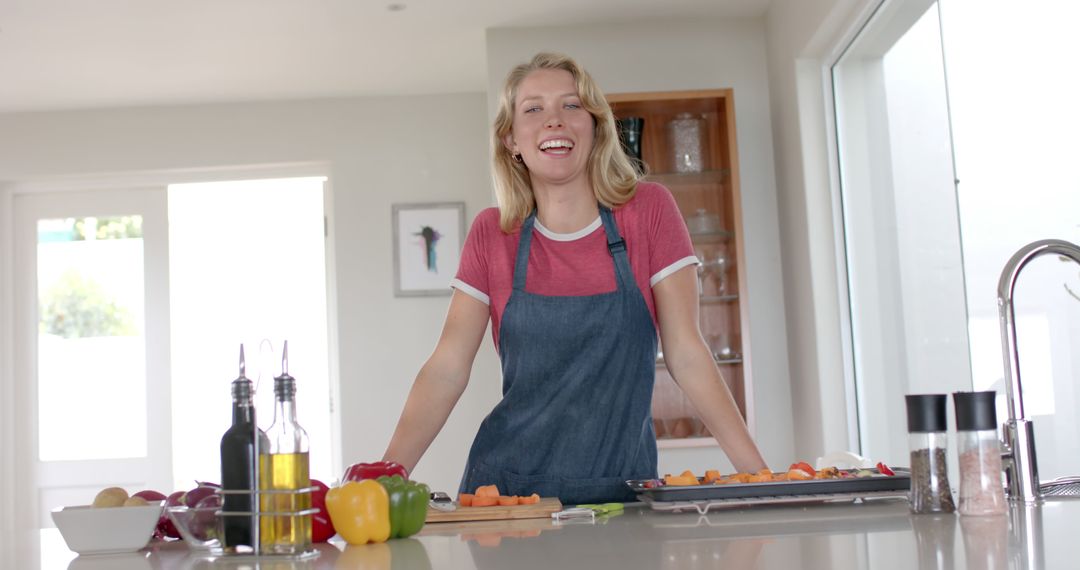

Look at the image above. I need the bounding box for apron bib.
[459,206,659,504]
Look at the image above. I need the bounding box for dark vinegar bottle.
[220,345,268,551]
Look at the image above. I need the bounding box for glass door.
[13,188,172,532]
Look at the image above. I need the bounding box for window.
[833,0,1080,480]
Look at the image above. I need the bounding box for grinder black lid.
[954,391,998,431]
[905,394,948,433]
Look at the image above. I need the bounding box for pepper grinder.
[906,394,956,514]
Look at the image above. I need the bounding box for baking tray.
[627,469,910,502]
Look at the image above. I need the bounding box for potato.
[92,487,129,508]
[123,496,148,507]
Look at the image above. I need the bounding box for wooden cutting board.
[425,497,563,523]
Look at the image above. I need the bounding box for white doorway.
[11,174,338,545]
[167,177,336,490]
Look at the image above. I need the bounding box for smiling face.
[505,68,596,188]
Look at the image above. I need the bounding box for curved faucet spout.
[997,239,1080,503]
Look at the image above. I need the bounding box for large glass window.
[834,0,1080,480]
[940,0,1080,480]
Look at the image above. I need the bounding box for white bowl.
[51,504,163,555]
[68,552,152,570]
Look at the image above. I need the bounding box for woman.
[383,52,767,503]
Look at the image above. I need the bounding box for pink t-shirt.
[451,182,697,349]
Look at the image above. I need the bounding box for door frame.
[0,161,339,567]
[14,186,172,531]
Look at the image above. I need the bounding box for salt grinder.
[953,391,1007,516]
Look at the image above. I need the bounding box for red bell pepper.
[789,462,816,477]
[876,462,896,476]
[310,479,335,543]
[342,460,409,483]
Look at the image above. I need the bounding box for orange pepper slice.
[664,474,700,486]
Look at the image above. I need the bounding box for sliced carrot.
[703,469,723,484]
[679,469,697,478]
[458,493,474,507]
[471,495,498,507]
[497,495,519,506]
[475,484,501,498]
[518,493,540,505]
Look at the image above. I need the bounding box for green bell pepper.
[375,474,430,539]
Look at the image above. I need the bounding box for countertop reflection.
[20,498,1080,569]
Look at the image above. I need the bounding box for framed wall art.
[392,202,466,297]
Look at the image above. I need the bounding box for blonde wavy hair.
[492,52,642,233]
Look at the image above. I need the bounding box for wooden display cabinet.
[608,89,753,448]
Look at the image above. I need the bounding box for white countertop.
[16,497,1080,569]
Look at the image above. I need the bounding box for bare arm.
[654,266,768,473]
[382,290,490,473]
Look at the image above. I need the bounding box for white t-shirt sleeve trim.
[650,255,699,287]
[450,278,490,305]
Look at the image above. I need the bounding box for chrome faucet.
[997,238,1080,503]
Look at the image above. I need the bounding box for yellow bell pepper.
[325,479,391,545]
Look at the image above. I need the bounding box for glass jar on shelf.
[669,113,707,173]
[694,242,732,298]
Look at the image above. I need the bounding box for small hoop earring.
[512,152,523,164]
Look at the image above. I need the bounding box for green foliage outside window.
[74,216,143,240]
[39,270,137,339]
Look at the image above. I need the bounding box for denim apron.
[459,206,659,504]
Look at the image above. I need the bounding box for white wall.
[0,181,16,567]
[0,93,500,497]
[485,19,795,473]
[765,0,873,460]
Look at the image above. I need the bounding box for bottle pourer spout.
[281,340,289,376]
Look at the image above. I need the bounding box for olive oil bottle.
[259,341,312,555]
[219,345,268,551]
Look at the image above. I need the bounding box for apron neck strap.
[511,211,538,291]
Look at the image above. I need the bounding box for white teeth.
[539,139,574,150]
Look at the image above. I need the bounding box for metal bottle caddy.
[210,340,320,561]
[213,486,320,560]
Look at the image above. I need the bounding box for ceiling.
[0,0,771,113]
